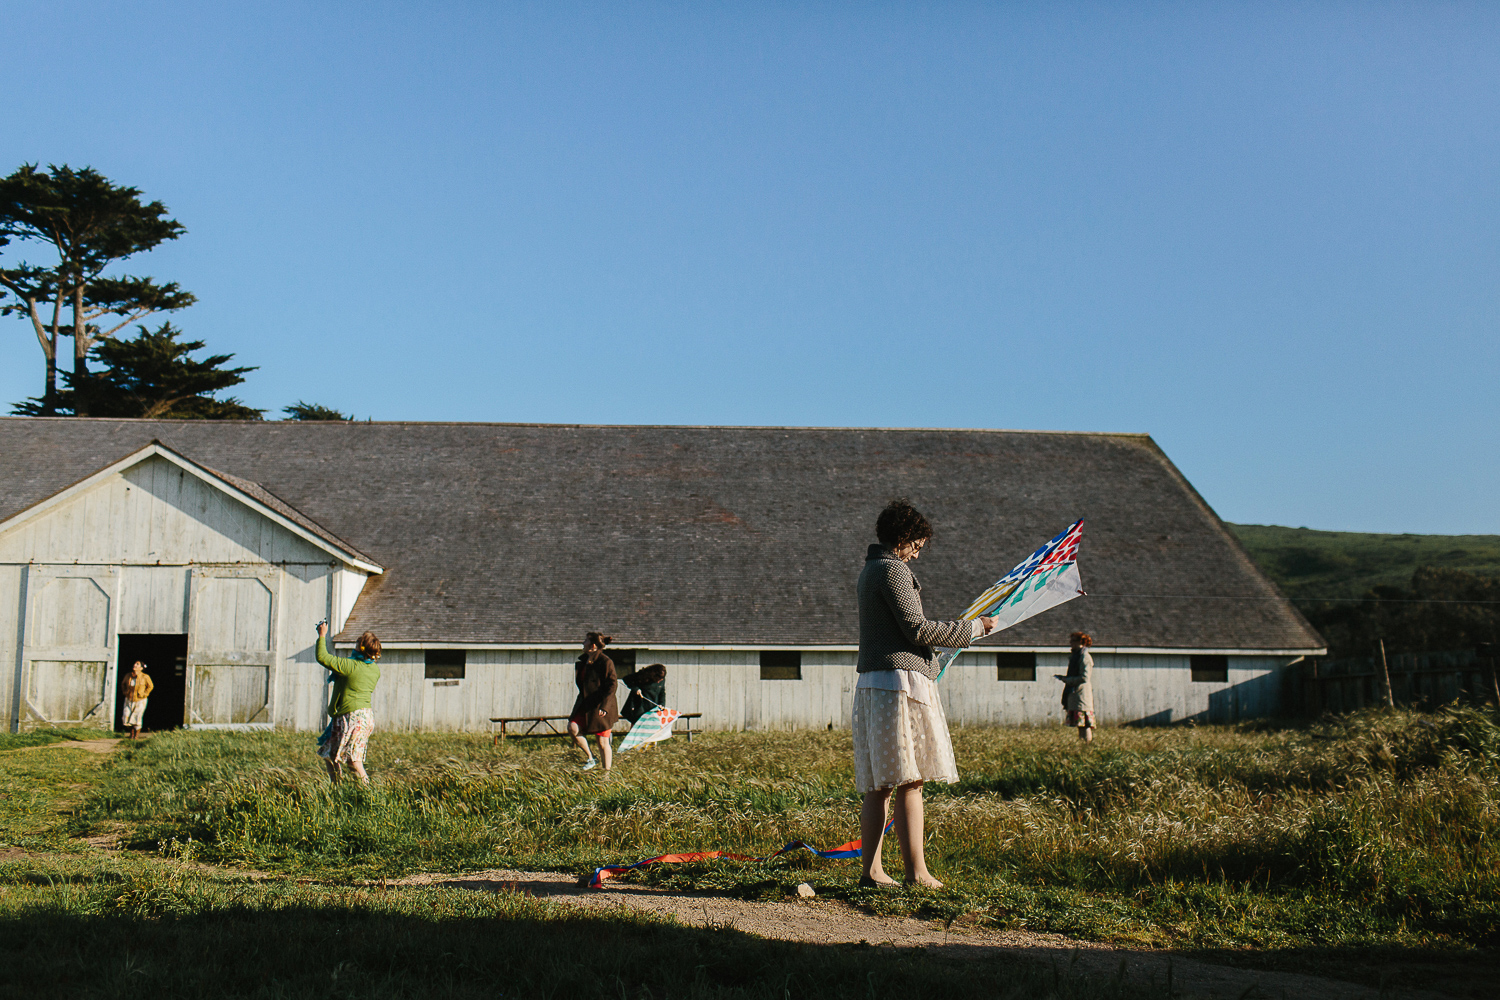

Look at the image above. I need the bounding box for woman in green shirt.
[315,621,382,783]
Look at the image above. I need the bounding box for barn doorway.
[116,634,188,733]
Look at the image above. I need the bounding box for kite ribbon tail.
[588,850,762,888]
[587,821,895,888]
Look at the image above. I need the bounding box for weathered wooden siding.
[943,652,1283,726]
[275,563,337,729]
[119,566,191,633]
[938,651,1072,725]
[2,456,345,731]
[343,649,1292,734]
[1,564,24,732]
[0,455,331,565]
[1094,654,1282,724]
[14,565,120,728]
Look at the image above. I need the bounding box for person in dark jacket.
[621,663,667,724]
[568,631,619,772]
[853,499,995,888]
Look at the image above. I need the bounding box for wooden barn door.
[186,566,280,728]
[20,565,121,728]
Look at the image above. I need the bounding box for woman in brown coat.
[568,631,619,771]
[1060,631,1096,743]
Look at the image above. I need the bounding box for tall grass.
[0,730,118,851]
[82,708,1500,950]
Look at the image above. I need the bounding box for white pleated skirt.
[851,687,959,793]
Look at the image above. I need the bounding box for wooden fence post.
[1378,640,1395,708]
[1478,642,1499,708]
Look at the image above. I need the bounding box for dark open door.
[115,634,189,732]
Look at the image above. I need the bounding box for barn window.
[425,649,466,679]
[996,652,1036,681]
[1190,655,1228,683]
[760,651,802,680]
[610,649,638,674]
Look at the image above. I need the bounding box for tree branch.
[25,296,52,360]
[49,289,63,355]
[73,284,89,359]
[98,308,155,339]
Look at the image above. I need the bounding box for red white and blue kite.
[934,519,1085,680]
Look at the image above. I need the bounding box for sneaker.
[580,758,597,771]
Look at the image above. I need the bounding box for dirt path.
[399,868,1450,1000]
[1,738,123,755]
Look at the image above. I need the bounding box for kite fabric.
[617,705,682,753]
[934,519,1086,680]
[587,822,893,888]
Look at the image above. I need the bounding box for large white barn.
[0,419,1323,734]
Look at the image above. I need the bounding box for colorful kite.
[616,704,682,753]
[934,519,1085,680]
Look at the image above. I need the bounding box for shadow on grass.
[416,872,1500,999]
[0,855,1150,1000]
[2,901,1140,1000]
[1181,944,1500,1000]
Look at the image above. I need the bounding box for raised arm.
[316,635,360,677]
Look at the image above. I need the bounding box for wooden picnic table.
[489,713,703,746]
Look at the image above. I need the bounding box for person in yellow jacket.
[314,621,382,783]
[119,661,154,740]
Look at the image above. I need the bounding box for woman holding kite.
[854,499,996,888]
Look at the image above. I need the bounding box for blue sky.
[3,2,1497,534]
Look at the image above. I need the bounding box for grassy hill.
[1227,523,1500,600]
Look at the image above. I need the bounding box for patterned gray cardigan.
[856,544,976,680]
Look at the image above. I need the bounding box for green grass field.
[1,733,1153,1000]
[81,714,1500,946]
[5,713,1499,997]
[1227,523,1500,599]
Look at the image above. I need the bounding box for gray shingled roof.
[0,418,1323,651]
[199,461,378,566]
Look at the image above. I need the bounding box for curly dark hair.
[875,499,933,548]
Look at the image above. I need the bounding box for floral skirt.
[1067,709,1095,729]
[318,708,374,766]
[851,688,958,793]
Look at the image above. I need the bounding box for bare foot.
[904,873,944,888]
[859,873,898,888]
